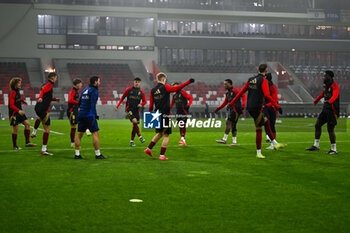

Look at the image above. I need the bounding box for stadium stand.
[289,65,350,101]
[276,64,294,88]
[0,62,40,105]
[165,64,256,73]
[65,63,136,105]
[0,60,329,108]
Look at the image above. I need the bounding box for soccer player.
[263,73,279,149]
[67,78,83,147]
[115,77,146,146]
[214,79,246,146]
[33,72,60,155]
[8,77,37,150]
[228,64,285,159]
[144,73,195,160]
[74,76,106,159]
[170,82,193,146]
[306,71,339,154]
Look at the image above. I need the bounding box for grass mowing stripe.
[0,140,349,153]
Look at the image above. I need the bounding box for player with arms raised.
[229,64,285,159]
[214,79,246,146]
[144,73,195,160]
[115,77,146,146]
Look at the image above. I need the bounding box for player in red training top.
[67,78,83,147]
[115,77,146,146]
[306,70,340,154]
[8,77,37,150]
[144,72,195,160]
[32,72,60,156]
[228,64,286,159]
[263,73,281,150]
[214,79,246,146]
[170,82,193,146]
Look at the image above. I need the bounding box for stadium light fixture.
[45,68,55,73]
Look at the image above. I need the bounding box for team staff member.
[74,76,107,159]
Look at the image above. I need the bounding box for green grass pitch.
[0,118,349,233]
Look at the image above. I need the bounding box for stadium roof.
[1,0,350,13]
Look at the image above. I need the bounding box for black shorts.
[263,106,277,125]
[67,110,78,126]
[156,115,172,135]
[248,109,264,127]
[35,105,50,126]
[227,110,240,124]
[317,109,337,127]
[9,112,27,126]
[126,109,140,122]
[78,116,99,133]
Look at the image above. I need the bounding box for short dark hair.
[266,73,272,81]
[258,64,268,73]
[89,76,100,86]
[134,77,141,82]
[48,72,57,79]
[224,79,232,85]
[325,70,334,78]
[73,78,82,86]
[172,82,179,86]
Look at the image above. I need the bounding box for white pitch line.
[0,140,349,153]
[20,125,65,135]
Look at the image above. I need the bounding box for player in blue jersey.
[74,76,107,159]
